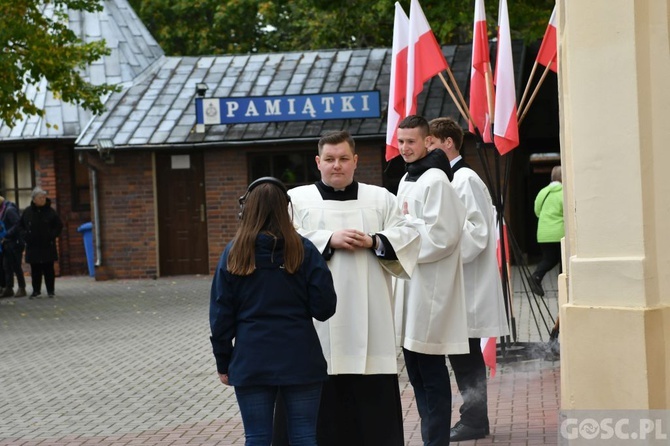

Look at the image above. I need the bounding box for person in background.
[20,187,64,298]
[0,195,26,298]
[281,130,420,446]
[429,117,510,442]
[394,115,468,446]
[0,216,6,293]
[210,177,337,446]
[529,165,564,297]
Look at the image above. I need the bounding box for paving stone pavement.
[1,271,560,446]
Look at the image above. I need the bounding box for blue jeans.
[403,348,452,446]
[235,382,322,446]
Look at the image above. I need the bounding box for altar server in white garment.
[394,115,469,446]
[287,130,421,446]
[429,116,510,442]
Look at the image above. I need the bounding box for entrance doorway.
[156,152,209,276]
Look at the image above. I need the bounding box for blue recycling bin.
[77,222,95,277]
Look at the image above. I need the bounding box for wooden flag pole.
[485,63,496,127]
[444,66,473,123]
[437,72,473,127]
[517,60,539,118]
[518,58,554,125]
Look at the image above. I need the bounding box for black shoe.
[30,291,41,299]
[0,287,14,298]
[529,274,545,296]
[450,422,488,442]
[48,292,55,298]
[14,288,27,298]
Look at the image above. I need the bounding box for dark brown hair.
[429,117,464,151]
[398,115,430,136]
[227,183,303,275]
[318,130,356,155]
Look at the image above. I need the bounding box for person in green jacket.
[529,165,564,296]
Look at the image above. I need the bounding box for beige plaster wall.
[558,0,670,409]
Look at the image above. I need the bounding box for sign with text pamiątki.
[195,91,381,125]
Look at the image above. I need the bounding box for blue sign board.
[195,91,381,125]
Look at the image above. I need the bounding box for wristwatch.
[368,232,378,250]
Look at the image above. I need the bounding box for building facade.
[0,0,557,280]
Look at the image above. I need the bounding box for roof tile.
[1,0,164,141]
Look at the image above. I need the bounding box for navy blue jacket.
[0,201,24,253]
[209,234,336,386]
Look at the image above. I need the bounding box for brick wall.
[86,152,157,280]
[353,142,384,186]
[203,148,248,273]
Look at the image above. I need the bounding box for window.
[72,153,91,211]
[0,150,34,209]
[248,151,320,187]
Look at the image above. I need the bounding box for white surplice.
[452,167,510,338]
[394,168,470,355]
[288,183,420,375]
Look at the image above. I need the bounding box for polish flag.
[469,0,492,142]
[487,217,510,379]
[481,337,498,378]
[492,0,519,155]
[536,6,558,73]
[406,0,448,116]
[385,3,409,161]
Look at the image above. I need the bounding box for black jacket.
[405,148,454,182]
[20,198,64,263]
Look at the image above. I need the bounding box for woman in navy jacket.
[210,177,336,446]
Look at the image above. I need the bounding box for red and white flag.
[492,0,519,155]
[406,0,448,116]
[385,3,409,161]
[481,337,498,377]
[469,0,492,142]
[536,6,558,73]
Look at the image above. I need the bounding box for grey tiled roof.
[0,0,525,147]
[77,41,525,149]
[0,0,164,141]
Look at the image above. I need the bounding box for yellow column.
[558,0,670,409]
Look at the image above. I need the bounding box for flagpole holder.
[472,138,557,359]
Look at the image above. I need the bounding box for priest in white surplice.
[429,117,509,443]
[394,115,469,446]
[285,130,420,446]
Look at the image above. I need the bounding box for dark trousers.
[3,244,25,289]
[30,262,56,294]
[449,338,489,430]
[403,348,452,446]
[533,242,562,281]
[273,374,404,446]
[0,251,5,288]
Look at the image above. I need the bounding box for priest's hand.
[218,372,230,386]
[330,229,370,250]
